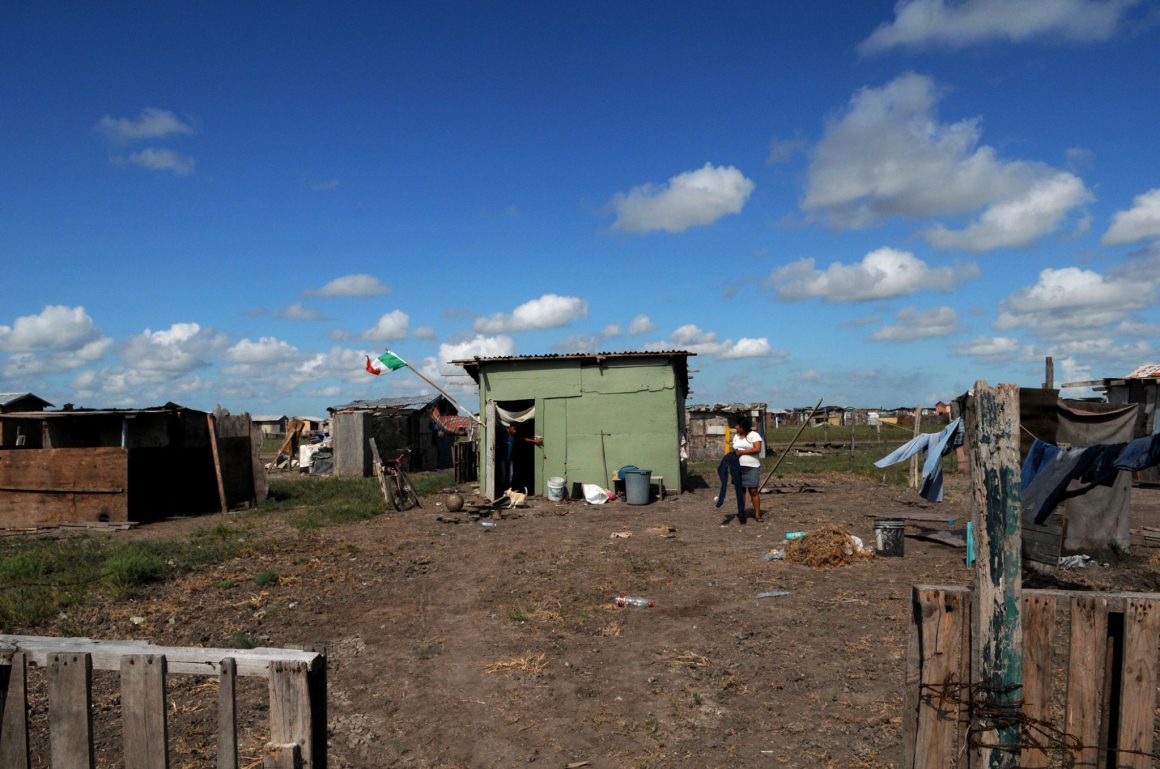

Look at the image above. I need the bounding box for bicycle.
[369,439,423,511]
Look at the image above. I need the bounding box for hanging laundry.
[873,418,963,502]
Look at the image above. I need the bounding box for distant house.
[453,351,694,499]
[686,403,767,461]
[326,396,461,477]
[252,415,289,437]
[0,393,54,447]
[0,404,264,528]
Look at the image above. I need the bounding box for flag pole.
[403,363,484,426]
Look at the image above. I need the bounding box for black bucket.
[873,518,905,557]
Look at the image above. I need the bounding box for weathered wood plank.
[121,654,169,769]
[1,635,319,677]
[1064,595,1109,769]
[912,587,967,769]
[217,657,239,769]
[0,448,128,526]
[0,650,30,769]
[902,589,922,769]
[964,381,1023,768]
[269,661,314,768]
[1114,598,1160,768]
[1020,593,1057,768]
[48,652,95,769]
[263,743,302,769]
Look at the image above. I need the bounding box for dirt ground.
[15,469,1160,769]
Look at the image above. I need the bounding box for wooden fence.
[0,635,325,769]
[905,586,1160,768]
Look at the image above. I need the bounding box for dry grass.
[484,651,547,674]
[661,651,710,669]
[785,525,875,569]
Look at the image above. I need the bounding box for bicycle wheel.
[404,472,422,509]
[392,470,417,511]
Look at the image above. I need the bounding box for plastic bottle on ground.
[613,595,654,607]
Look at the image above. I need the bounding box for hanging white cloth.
[497,405,536,425]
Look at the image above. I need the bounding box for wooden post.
[121,654,168,769]
[48,652,95,769]
[1044,356,1054,390]
[207,414,228,514]
[269,660,318,768]
[217,658,239,769]
[1,649,30,769]
[909,406,922,489]
[964,382,1022,768]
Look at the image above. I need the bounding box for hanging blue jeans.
[716,453,745,517]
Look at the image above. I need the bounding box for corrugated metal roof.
[451,350,695,392]
[327,395,442,413]
[1126,363,1160,379]
[0,392,54,409]
[688,402,767,412]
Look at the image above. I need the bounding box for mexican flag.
[365,350,408,375]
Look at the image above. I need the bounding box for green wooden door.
[539,397,570,496]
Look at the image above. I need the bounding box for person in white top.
[731,416,764,522]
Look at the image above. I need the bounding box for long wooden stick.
[207,414,228,514]
[759,398,823,490]
[599,431,611,488]
[402,364,483,426]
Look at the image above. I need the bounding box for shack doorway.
[492,399,537,498]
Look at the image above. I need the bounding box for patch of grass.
[100,546,165,599]
[0,533,243,631]
[219,579,236,589]
[226,632,259,649]
[507,606,529,622]
[255,570,279,586]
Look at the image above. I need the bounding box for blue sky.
[3,1,1160,417]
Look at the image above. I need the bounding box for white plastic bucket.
[547,476,565,501]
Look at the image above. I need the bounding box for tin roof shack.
[327,396,455,478]
[0,405,263,528]
[686,403,767,461]
[0,392,54,448]
[454,351,694,500]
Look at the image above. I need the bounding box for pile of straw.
[784,525,874,569]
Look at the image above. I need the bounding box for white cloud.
[362,310,410,341]
[658,325,781,360]
[554,334,606,353]
[306,274,390,298]
[121,322,227,375]
[954,335,1022,358]
[607,163,755,234]
[602,324,621,337]
[768,138,808,164]
[767,247,978,302]
[226,337,301,365]
[860,0,1138,54]
[1103,188,1160,245]
[995,266,1155,334]
[0,305,105,353]
[925,172,1091,250]
[474,294,588,333]
[628,314,656,335]
[719,337,775,359]
[273,303,321,320]
[96,108,195,142]
[871,306,960,342]
[115,148,196,175]
[438,335,516,375]
[803,74,1089,245]
[412,326,437,340]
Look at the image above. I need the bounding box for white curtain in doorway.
[497,405,535,425]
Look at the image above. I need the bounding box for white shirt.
[732,430,763,468]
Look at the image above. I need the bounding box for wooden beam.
[207,414,228,515]
[217,658,239,769]
[964,381,1023,768]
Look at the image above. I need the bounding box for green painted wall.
[478,359,685,496]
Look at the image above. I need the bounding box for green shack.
[453,352,694,500]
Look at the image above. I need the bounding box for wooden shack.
[0,404,263,528]
[685,403,767,461]
[327,396,457,477]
